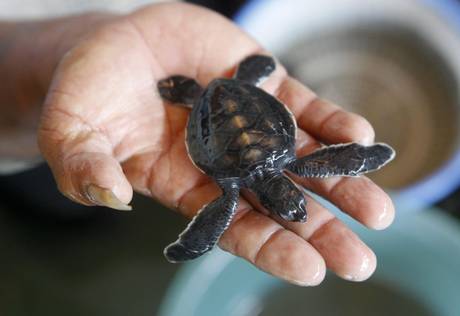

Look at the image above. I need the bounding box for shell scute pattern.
[187,79,296,178]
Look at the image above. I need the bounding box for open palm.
[38,3,394,286]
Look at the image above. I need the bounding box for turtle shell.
[186,79,296,179]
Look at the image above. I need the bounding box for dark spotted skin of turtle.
[187,79,295,180]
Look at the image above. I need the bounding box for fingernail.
[288,278,316,287]
[359,134,374,146]
[86,184,132,211]
[341,253,376,282]
[374,199,395,230]
[287,261,326,287]
[342,274,358,281]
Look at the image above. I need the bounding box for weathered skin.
[157,54,395,263]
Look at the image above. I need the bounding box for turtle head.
[284,196,307,222]
[276,184,307,222]
[257,174,307,222]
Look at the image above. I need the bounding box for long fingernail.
[86,184,132,211]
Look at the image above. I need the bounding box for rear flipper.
[287,143,395,177]
[164,182,239,262]
[234,54,276,86]
[157,75,203,108]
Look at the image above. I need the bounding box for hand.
[36,3,395,286]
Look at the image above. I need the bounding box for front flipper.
[164,182,239,262]
[287,143,395,178]
[157,75,203,108]
[234,54,276,86]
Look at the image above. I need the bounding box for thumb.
[38,118,133,211]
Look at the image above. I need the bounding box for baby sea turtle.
[157,55,395,262]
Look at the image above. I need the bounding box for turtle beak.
[279,197,307,223]
[292,199,307,222]
[296,210,307,222]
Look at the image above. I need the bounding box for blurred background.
[1,0,460,315]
